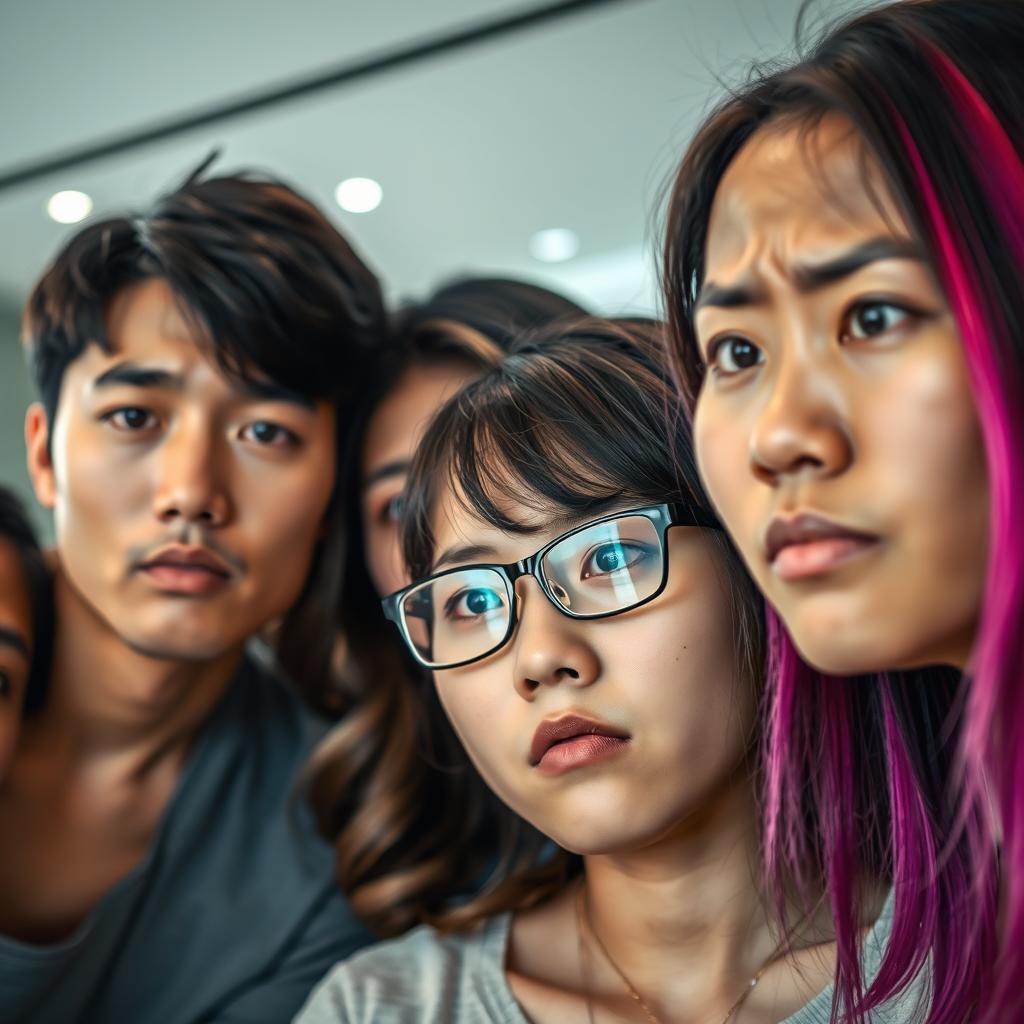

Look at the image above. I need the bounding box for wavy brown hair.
[361,318,764,932]
[304,278,587,937]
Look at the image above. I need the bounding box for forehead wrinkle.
[707,114,908,293]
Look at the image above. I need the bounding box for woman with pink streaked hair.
[663,1,1023,1021]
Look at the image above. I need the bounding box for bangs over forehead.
[400,319,714,580]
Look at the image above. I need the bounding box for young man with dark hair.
[0,171,386,1023]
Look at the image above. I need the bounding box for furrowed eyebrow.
[792,236,924,291]
[0,625,30,660]
[93,362,184,391]
[696,236,925,311]
[695,282,764,311]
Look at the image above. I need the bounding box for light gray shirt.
[297,891,929,1023]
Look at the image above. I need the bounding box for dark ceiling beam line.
[0,0,644,194]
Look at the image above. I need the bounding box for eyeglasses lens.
[541,515,664,616]
[400,568,511,667]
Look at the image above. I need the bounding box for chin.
[118,625,241,664]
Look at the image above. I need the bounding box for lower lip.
[535,734,629,776]
[140,564,230,595]
[771,537,879,582]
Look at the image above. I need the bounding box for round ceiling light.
[529,228,580,263]
[335,177,383,213]
[47,190,93,224]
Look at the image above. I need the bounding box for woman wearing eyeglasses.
[297,320,928,1024]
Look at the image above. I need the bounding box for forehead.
[362,360,480,479]
[0,538,33,649]
[706,114,908,271]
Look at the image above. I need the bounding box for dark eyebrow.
[792,237,924,291]
[0,625,30,660]
[433,543,499,573]
[93,362,184,391]
[695,281,764,312]
[235,378,316,411]
[92,362,316,411]
[363,459,410,490]
[430,498,637,573]
[696,236,925,311]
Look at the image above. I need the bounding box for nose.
[152,420,231,527]
[511,578,600,700]
[748,353,853,487]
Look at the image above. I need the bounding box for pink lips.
[764,513,880,582]
[529,714,630,776]
[138,546,232,596]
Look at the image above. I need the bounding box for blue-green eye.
[447,587,505,620]
[581,542,649,580]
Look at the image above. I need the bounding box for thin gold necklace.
[575,884,784,1024]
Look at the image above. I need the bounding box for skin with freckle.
[692,114,989,674]
[429,491,750,856]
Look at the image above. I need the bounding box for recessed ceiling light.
[335,177,382,214]
[47,190,93,224]
[529,228,580,263]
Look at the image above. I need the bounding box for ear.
[25,403,56,509]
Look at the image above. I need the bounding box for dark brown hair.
[21,168,387,712]
[0,487,52,714]
[305,277,588,936]
[356,318,763,932]
[660,3,1016,1019]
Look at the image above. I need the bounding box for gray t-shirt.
[297,891,928,1024]
[0,653,373,1024]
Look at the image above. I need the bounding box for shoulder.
[295,916,517,1024]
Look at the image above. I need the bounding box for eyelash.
[704,297,925,378]
[100,407,159,432]
[98,410,299,448]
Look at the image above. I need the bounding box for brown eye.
[843,301,912,341]
[104,407,157,431]
[710,337,764,376]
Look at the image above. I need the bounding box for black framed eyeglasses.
[381,503,721,670]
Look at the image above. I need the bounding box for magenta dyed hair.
[899,46,1024,1020]
[662,2,1024,1020]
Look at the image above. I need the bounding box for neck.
[580,769,790,1015]
[28,567,243,775]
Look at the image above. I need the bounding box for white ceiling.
[0,0,838,316]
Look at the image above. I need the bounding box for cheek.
[619,598,751,755]
[858,342,988,561]
[434,671,518,795]
[363,519,404,598]
[54,429,151,535]
[694,401,757,549]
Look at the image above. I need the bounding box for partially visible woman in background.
[0,488,52,781]
[305,277,586,936]
[662,1,1020,1020]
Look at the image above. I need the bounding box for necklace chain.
[574,884,783,1024]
